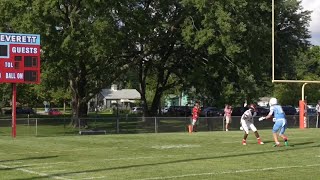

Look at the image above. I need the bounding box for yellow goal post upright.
[271,0,320,129]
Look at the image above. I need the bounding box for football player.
[240,104,264,145]
[259,97,288,147]
[191,102,201,132]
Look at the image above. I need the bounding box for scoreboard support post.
[12,83,17,138]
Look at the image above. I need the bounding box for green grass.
[0,128,320,180]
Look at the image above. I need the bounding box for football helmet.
[249,103,257,111]
[269,97,278,106]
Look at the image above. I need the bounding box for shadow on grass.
[12,143,320,180]
[0,155,58,163]
[288,141,314,147]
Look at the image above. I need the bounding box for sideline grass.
[0,128,319,180]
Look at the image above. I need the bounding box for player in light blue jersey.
[259,97,288,147]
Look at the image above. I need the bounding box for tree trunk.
[69,64,89,127]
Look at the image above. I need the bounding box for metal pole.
[272,0,275,82]
[116,101,119,134]
[299,83,308,129]
[273,80,320,84]
[78,118,81,133]
[154,117,157,133]
[302,83,308,101]
[12,83,17,138]
[222,117,225,131]
[36,118,38,136]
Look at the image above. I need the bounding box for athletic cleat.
[273,143,280,147]
[242,140,247,145]
[258,141,264,145]
[284,141,289,146]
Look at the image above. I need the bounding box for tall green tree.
[116,0,202,115]
[180,0,311,106]
[0,0,128,125]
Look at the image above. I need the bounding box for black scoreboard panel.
[24,56,38,67]
[15,56,22,61]
[14,56,22,69]
[0,45,8,56]
[24,70,37,82]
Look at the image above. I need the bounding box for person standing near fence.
[190,102,201,132]
[316,100,320,128]
[224,104,232,131]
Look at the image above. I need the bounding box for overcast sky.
[301,0,320,45]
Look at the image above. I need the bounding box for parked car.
[131,107,143,114]
[307,107,317,116]
[256,106,269,116]
[201,107,223,117]
[4,107,35,115]
[162,107,169,114]
[231,107,248,116]
[166,106,191,116]
[282,106,297,115]
[48,108,62,115]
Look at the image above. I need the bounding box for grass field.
[0,128,320,180]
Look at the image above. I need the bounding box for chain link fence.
[0,115,318,137]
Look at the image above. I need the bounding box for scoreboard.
[0,33,40,84]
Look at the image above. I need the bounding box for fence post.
[222,117,225,131]
[117,116,119,134]
[317,115,319,128]
[36,118,38,136]
[154,117,157,133]
[78,118,80,133]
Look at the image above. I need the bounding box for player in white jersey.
[240,104,264,145]
[259,97,288,147]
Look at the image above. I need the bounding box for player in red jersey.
[191,102,201,132]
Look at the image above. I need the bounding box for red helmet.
[249,104,257,111]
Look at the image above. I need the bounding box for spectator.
[316,100,320,128]
[190,102,201,132]
[224,104,232,131]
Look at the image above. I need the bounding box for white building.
[89,85,141,110]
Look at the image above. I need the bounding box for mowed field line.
[0,146,130,155]
[135,164,320,180]
[3,163,320,180]
[0,164,71,180]
[2,134,318,169]
[2,145,296,167]
[3,144,318,170]
[0,135,314,156]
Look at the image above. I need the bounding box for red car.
[48,109,62,115]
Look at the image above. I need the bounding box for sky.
[301,0,320,45]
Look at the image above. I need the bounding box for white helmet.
[269,97,278,106]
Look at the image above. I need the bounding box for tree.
[0,0,129,126]
[180,0,312,106]
[116,0,202,116]
[274,0,311,79]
